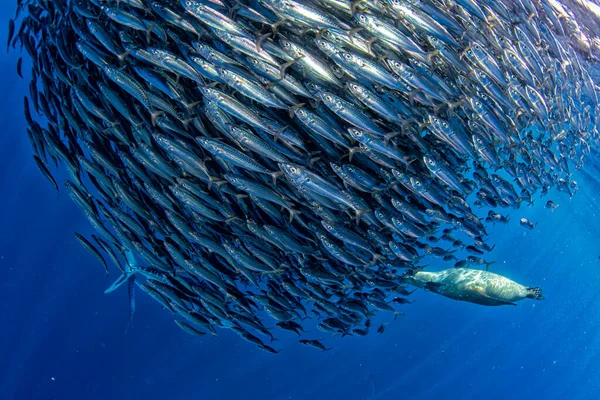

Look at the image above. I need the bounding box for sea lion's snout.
[526,287,545,300]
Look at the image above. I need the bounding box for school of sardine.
[9,0,600,351]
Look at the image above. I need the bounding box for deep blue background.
[2,8,600,400]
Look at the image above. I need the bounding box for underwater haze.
[3,2,600,400]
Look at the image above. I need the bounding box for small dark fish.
[391,297,413,304]
[465,245,485,255]
[466,256,495,271]
[258,344,281,354]
[519,218,536,230]
[16,57,22,78]
[545,200,559,212]
[7,18,14,53]
[32,155,59,193]
[352,327,369,336]
[276,320,304,336]
[74,232,109,276]
[299,339,332,351]
[175,320,209,336]
[377,323,387,334]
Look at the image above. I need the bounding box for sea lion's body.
[405,268,544,306]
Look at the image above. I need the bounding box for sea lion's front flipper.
[472,286,517,306]
[497,299,517,306]
[424,282,444,293]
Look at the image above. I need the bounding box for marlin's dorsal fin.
[104,249,138,333]
[125,273,136,335]
[104,273,130,294]
[104,249,138,294]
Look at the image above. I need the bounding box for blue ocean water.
[2,7,600,400]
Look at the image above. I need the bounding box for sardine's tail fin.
[526,287,544,300]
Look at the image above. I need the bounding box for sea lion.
[403,268,544,306]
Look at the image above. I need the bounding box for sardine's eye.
[442,121,448,128]
[326,95,333,101]
[283,41,290,47]
[290,166,297,173]
[467,49,473,56]
[475,100,481,107]
[344,53,352,60]
[359,14,366,21]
